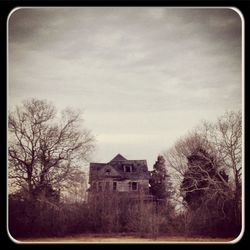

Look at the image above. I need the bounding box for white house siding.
[92,179,149,193]
[117,180,131,192]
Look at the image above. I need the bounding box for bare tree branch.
[8,99,95,201]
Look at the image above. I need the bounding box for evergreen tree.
[181,147,229,210]
[150,155,171,200]
[180,147,236,236]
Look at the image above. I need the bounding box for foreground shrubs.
[8,193,240,239]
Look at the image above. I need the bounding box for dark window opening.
[132,182,137,191]
[113,182,117,191]
[125,165,131,172]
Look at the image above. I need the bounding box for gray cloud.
[8,7,242,167]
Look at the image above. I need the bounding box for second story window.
[124,165,132,172]
[125,166,131,172]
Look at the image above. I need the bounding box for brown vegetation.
[8,100,242,242]
[17,234,235,243]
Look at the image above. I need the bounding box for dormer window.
[123,164,136,173]
[125,166,131,172]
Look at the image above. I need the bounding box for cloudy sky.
[8,7,242,168]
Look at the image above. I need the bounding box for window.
[124,165,132,172]
[125,166,131,172]
[132,182,137,191]
[113,182,117,191]
[129,182,138,191]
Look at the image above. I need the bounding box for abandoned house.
[88,154,150,196]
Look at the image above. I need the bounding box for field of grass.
[15,234,235,243]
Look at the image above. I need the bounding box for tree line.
[8,99,242,239]
[164,110,242,237]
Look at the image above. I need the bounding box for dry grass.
[15,234,235,243]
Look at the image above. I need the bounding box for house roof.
[110,154,127,162]
[89,154,150,183]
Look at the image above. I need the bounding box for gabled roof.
[110,154,127,162]
[89,154,150,183]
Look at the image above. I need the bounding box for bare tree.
[164,133,211,209]
[8,99,95,201]
[165,111,242,202]
[166,135,235,236]
[199,111,242,200]
[198,111,242,230]
[164,110,242,236]
[61,170,89,203]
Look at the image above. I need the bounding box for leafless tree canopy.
[8,108,242,239]
[8,99,95,200]
[199,111,242,197]
[165,110,242,196]
[164,110,242,236]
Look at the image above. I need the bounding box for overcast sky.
[8,7,242,168]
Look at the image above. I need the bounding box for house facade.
[88,154,150,195]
